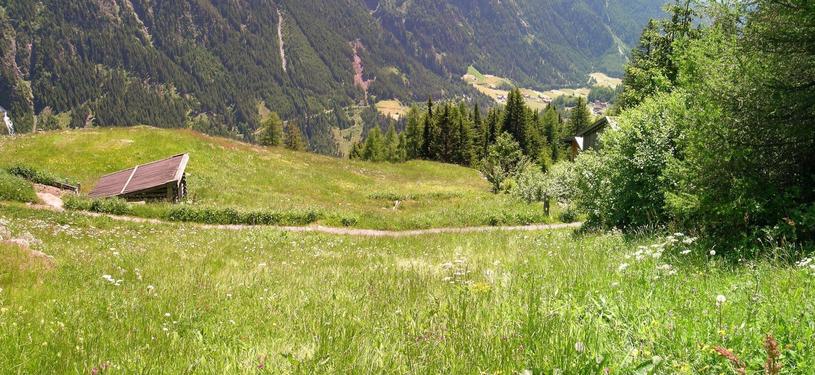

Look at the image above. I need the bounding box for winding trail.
[17,196,582,237]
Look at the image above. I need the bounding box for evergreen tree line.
[349,89,595,168]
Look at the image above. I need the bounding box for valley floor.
[1,205,813,373]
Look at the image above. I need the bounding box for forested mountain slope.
[0,0,662,142]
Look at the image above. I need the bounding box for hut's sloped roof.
[89,154,189,198]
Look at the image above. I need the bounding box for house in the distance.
[565,116,617,160]
[90,154,189,202]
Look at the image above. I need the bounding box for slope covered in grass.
[1,206,812,372]
[0,127,551,229]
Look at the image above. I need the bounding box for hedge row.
[7,165,77,189]
[164,206,321,226]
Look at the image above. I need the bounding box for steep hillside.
[0,0,663,143]
[0,126,553,229]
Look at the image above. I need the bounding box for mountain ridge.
[0,0,664,143]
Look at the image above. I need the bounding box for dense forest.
[502,0,815,251]
[0,0,662,145]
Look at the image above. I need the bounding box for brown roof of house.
[89,154,189,198]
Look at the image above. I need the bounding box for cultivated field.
[1,205,812,373]
[462,66,597,111]
[0,127,553,230]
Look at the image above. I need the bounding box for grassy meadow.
[0,127,554,230]
[1,205,813,373]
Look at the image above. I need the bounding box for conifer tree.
[284,122,307,151]
[502,89,529,153]
[349,142,364,160]
[384,123,400,162]
[421,97,435,159]
[455,106,474,166]
[437,103,456,162]
[258,112,284,146]
[541,104,564,161]
[397,133,408,162]
[471,103,485,160]
[568,96,592,135]
[484,108,501,157]
[362,126,385,162]
[404,105,423,159]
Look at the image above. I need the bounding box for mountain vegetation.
[0,126,557,229]
[562,0,815,250]
[0,0,662,145]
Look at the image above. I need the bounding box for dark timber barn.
[89,154,189,202]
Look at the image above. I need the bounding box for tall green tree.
[455,103,474,166]
[384,123,400,162]
[421,97,435,159]
[404,105,423,159]
[284,122,307,151]
[258,112,284,146]
[362,127,386,162]
[502,89,529,152]
[568,97,592,135]
[436,103,457,162]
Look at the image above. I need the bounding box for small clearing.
[375,100,409,120]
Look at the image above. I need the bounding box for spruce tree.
[421,97,435,159]
[471,103,485,160]
[404,105,423,159]
[484,108,500,157]
[541,104,564,161]
[284,122,307,151]
[568,97,592,135]
[437,103,456,163]
[456,106,474,166]
[502,89,529,153]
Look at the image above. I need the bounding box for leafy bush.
[572,92,685,230]
[0,171,38,203]
[64,196,131,215]
[7,165,77,189]
[480,133,530,193]
[164,206,321,226]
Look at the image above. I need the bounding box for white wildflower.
[680,249,692,255]
[709,250,716,256]
[716,294,727,307]
[617,263,629,272]
[575,341,585,353]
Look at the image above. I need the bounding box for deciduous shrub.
[64,196,131,215]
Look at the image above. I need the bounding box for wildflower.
[682,237,697,245]
[709,250,716,256]
[716,295,727,307]
[147,285,155,292]
[680,249,692,255]
[164,313,171,318]
[575,341,585,353]
[617,263,629,272]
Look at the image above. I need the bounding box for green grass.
[0,127,554,230]
[0,170,37,203]
[0,205,813,373]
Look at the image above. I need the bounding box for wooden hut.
[89,154,189,202]
[564,116,617,160]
